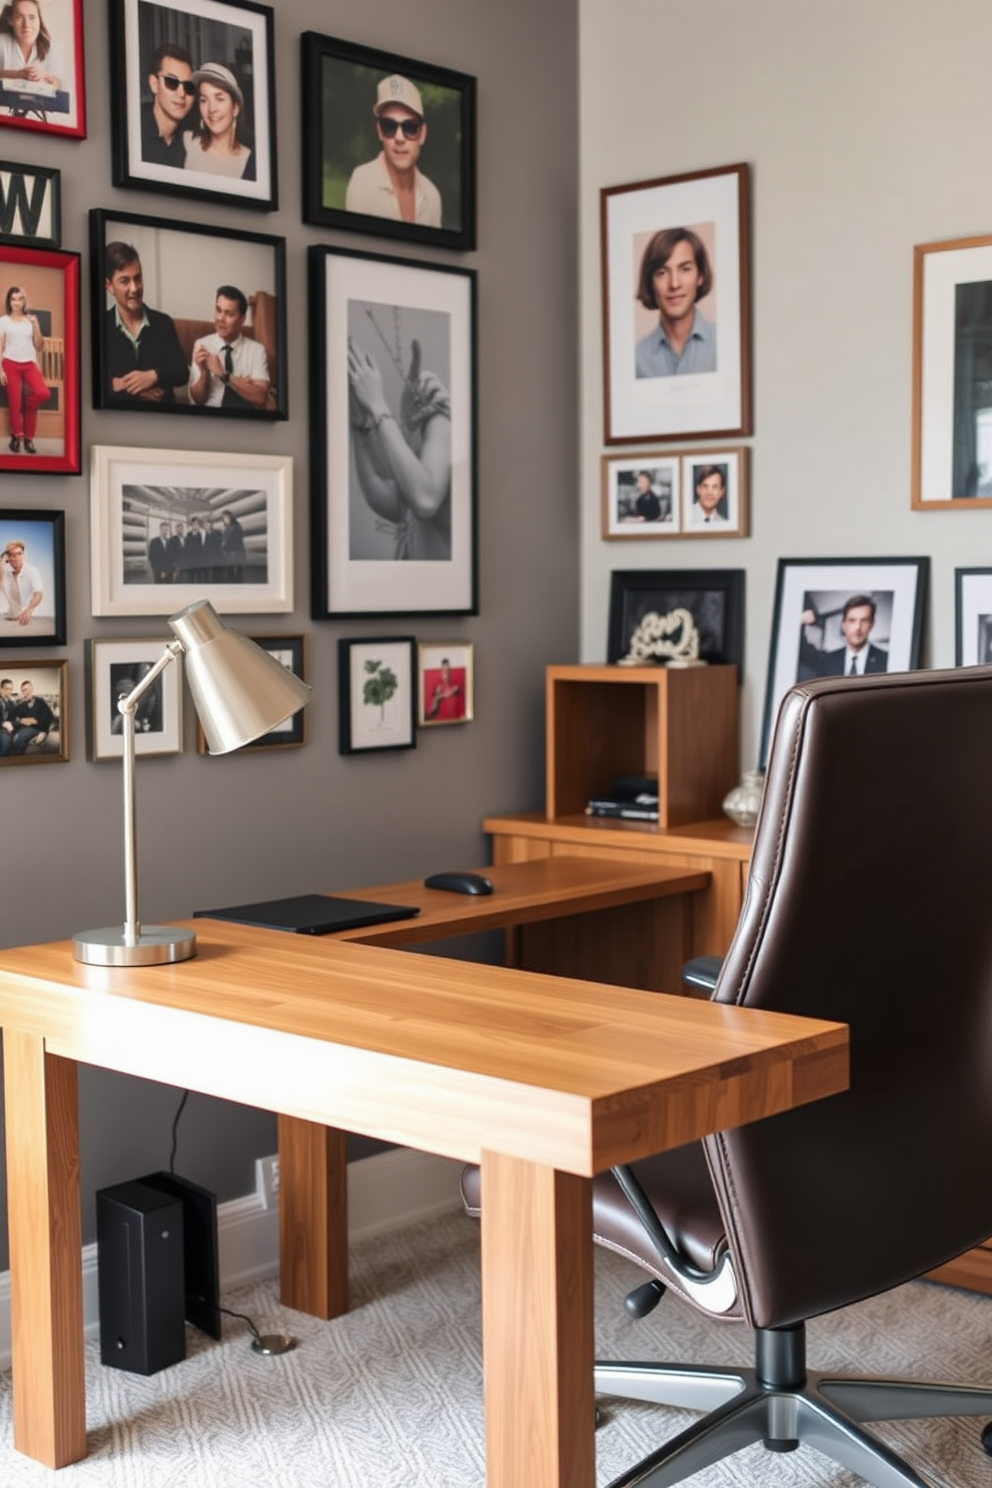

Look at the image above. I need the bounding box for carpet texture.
[1,1209,990,1487]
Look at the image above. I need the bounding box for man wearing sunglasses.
[345,73,441,228]
[141,41,195,168]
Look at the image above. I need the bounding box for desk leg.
[277,1115,348,1319]
[479,1151,595,1488]
[3,1030,85,1468]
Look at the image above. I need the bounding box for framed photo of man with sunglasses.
[301,33,476,252]
[108,0,277,211]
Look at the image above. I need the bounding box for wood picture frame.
[338,635,416,754]
[0,657,67,763]
[0,159,60,246]
[761,556,929,765]
[601,446,748,538]
[108,0,277,210]
[90,444,293,617]
[86,636,184,762]
[0,242,79,472]
[197,633,306,752]
[0,0,85,139]
[601,163,750,445]
[607,567,745,669]
[301,31,475,252]
[90,208,287,419]
[309,243,477,618]
[417,640,473,726]
[0,508,65,643]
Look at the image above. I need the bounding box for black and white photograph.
[90,445,293,616]
[87,636,183,761]
[0,657,67,764]
[338,635,416,754]
[0,0,85,139]
[607,568,745,667]
[90,208,286,420]
[301,32,475,252]
[310,244,477,617]
[761,557,929,763]
[955,568,992,665]
[0,159,60,246]
[109,0,276,209]
[0,508,64,643]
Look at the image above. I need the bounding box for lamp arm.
[119,641,182,946]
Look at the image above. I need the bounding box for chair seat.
[592,1147,731,1293]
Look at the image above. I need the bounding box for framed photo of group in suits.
[761,556,929,765]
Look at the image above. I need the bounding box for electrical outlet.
[256,1154,280,1210]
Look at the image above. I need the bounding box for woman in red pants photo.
[0,285,49,454]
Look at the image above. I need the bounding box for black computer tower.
[96,1179,186,1375]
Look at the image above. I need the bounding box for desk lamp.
[73,599,312,968]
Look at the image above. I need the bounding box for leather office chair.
[463,666,992,1488]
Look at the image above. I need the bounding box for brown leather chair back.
[708,667,992,1330]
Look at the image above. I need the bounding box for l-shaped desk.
[0,856,849,1486]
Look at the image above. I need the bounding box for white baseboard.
[0,1148,463,1371]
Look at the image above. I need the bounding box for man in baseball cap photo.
[345,72,442,228]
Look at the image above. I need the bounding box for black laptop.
[194,893,420,936]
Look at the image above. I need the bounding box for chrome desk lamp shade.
[73,600,312,968]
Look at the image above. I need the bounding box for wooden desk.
[0,914,847,1484]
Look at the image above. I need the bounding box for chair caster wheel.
[981,1420,992,1456]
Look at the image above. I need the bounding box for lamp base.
[72,926,197,967]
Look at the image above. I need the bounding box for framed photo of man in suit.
[761,557,929,766]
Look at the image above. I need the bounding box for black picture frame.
[338,635,416,755]
[309,243,477,618]
[0,242,80,472]
[90,207,287,419]
[198,634,306,752]
[0,509,66,645]
[108,0,277,211]
[301,32,476,252]
[0,160,61,247]
[607,568,745,670]
[760,556,930,765]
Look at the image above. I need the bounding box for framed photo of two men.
[301,32,476,253]
[601,163,751,445]
[89,207,286,419]
[108,0,276,210]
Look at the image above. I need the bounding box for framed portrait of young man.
[108,0,277,210]
[301,32,476,252]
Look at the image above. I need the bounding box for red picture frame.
[0,242,80,474]
[0,0,86,140]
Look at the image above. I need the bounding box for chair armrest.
[681,955,723,993]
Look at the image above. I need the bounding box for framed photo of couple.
[108,0,277,210]
[601,163,751,445]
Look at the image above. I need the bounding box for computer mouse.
[423,871,493,896]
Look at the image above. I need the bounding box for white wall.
[580,0,992,764]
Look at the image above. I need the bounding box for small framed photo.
[955,568,992,665]
[309,243,477,617]
[417,641,473,726]
[197,634,305,752]
[601,163,750,445]
[0,509,65,643]
[912,234,992,507]
[90,445,293,617]
[601,452,681,537]
[761,557,929,764]
[90,208,287,420]
[681,449,747,535]
[0,0,85,139]
[0,242,80,472]
[0,160,61,246]
[607,568,745,669]
[301,32,475,253]
[0,658,67,764]
[86,637,183,762]
[338,635,416,754]
[109,0,277,210]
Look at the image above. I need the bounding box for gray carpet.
[1,1209,990,1487]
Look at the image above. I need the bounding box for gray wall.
[580,0,992,766]
[0,0,580,1261]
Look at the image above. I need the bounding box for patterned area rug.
[0,1209,990,1487]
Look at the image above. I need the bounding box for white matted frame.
[338,635,416,754]
[90,445,293,616]
[761,557,929,765]
[681,448,747,536]
[417,641,473,726]
[912,234,992,508]
[955,568,992,665]
[87,637,183,761]
[601,452,681,537]
[601,163,750,445]
[309,243,477,617]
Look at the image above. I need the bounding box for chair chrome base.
[595,1323,992,1488]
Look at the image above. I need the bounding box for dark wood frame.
[90,207,287,420]
[601,162,751,445]
[607,567,745,670]
[0,508,65,644]
[108,0,277,210]
[338,635,416,755]
[301,31,475,252]
[0,160,61,246]
[0,657,68,764]
[0,0,85,139]
[0,244,80,474]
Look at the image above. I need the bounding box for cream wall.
[580,0,992,764]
